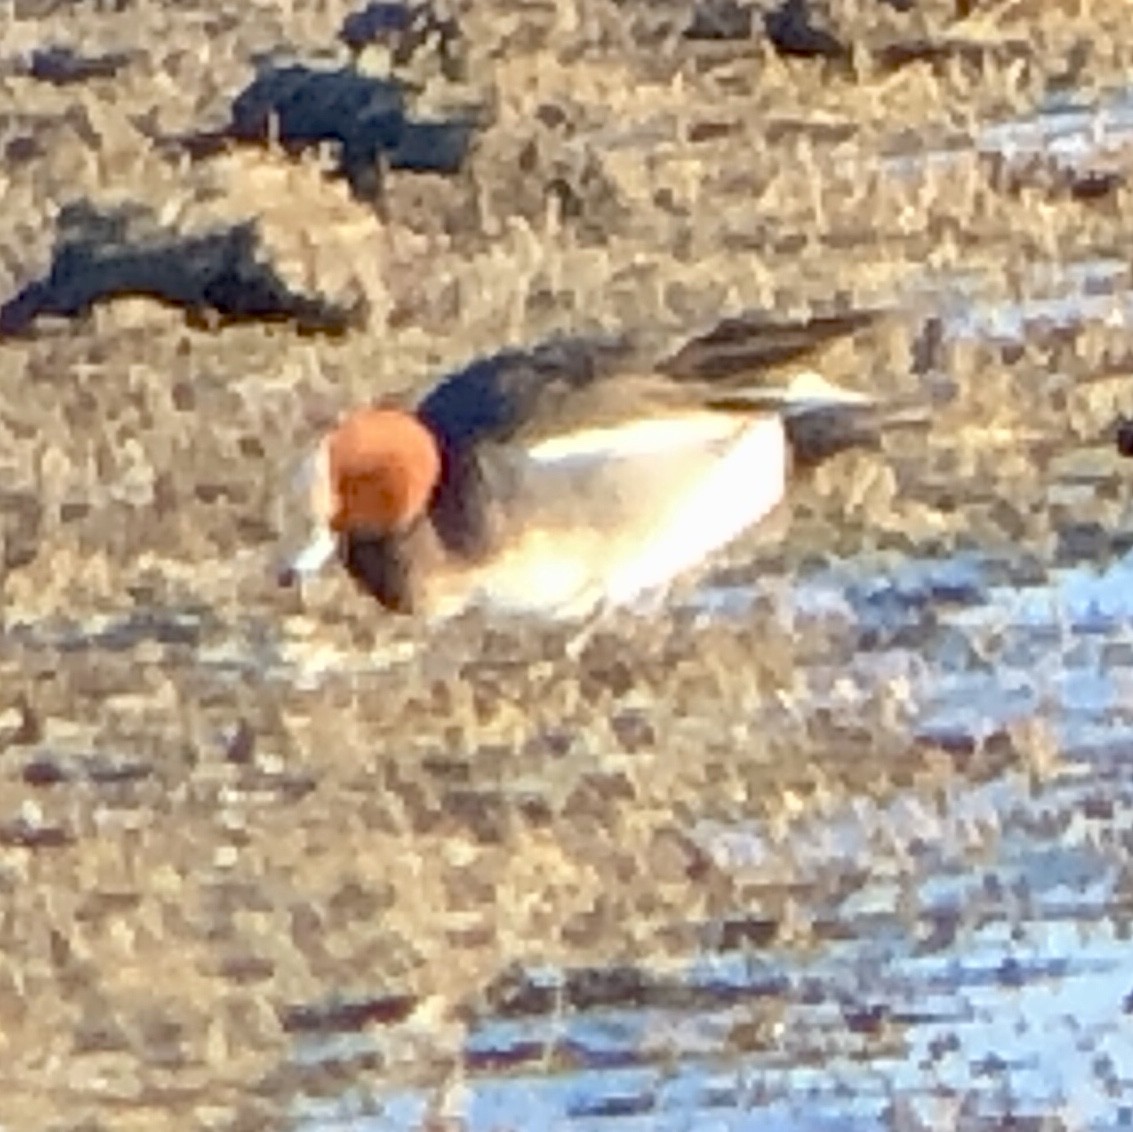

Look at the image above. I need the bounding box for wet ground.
[299,548,1133,1130]
[5,1,1133,1130]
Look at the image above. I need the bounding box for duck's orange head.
[325,406,441,535]
[277,406,441,585]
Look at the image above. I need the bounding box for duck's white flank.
[450,412,789,620]
[595,413,787,610]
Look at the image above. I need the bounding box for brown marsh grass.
[3,0,1133,1126]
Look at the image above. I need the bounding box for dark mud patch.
[175,62,482,205]
[0,201,366,336]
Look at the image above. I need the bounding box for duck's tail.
[663,306,931,467]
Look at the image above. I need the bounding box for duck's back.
[413,309,884,569]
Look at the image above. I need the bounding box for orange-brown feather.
[326,407,441,535]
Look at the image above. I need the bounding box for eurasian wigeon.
[277,310,898,623]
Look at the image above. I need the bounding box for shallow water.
[938,256,1133,345]
[980,86,1133,164]
[291,547,1133,1130]
[885,84,1133,177]
[279,90,1133,1132]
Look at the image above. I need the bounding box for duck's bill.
[277,527,337,587]
[275,441,338,588]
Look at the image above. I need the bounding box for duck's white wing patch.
[495,412,789,617]
[525,412,747,465]
[779,370,872,412]
[707,370,874,415]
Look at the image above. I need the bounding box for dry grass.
[2,0,1133,1127]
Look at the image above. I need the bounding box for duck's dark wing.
[416,309,885,447]
[659,308,886,387]
[661,307,897,470]
[415,332,638,450]
[415,332,639,558]
[782,402,883,469]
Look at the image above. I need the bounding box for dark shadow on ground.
[171,62,483,206]
[20,44,134,85]
[0,201,367,337]
[685,0,1034,78]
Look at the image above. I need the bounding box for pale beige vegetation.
[1,0,1133,1127]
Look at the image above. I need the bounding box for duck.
[276,309,902,624]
